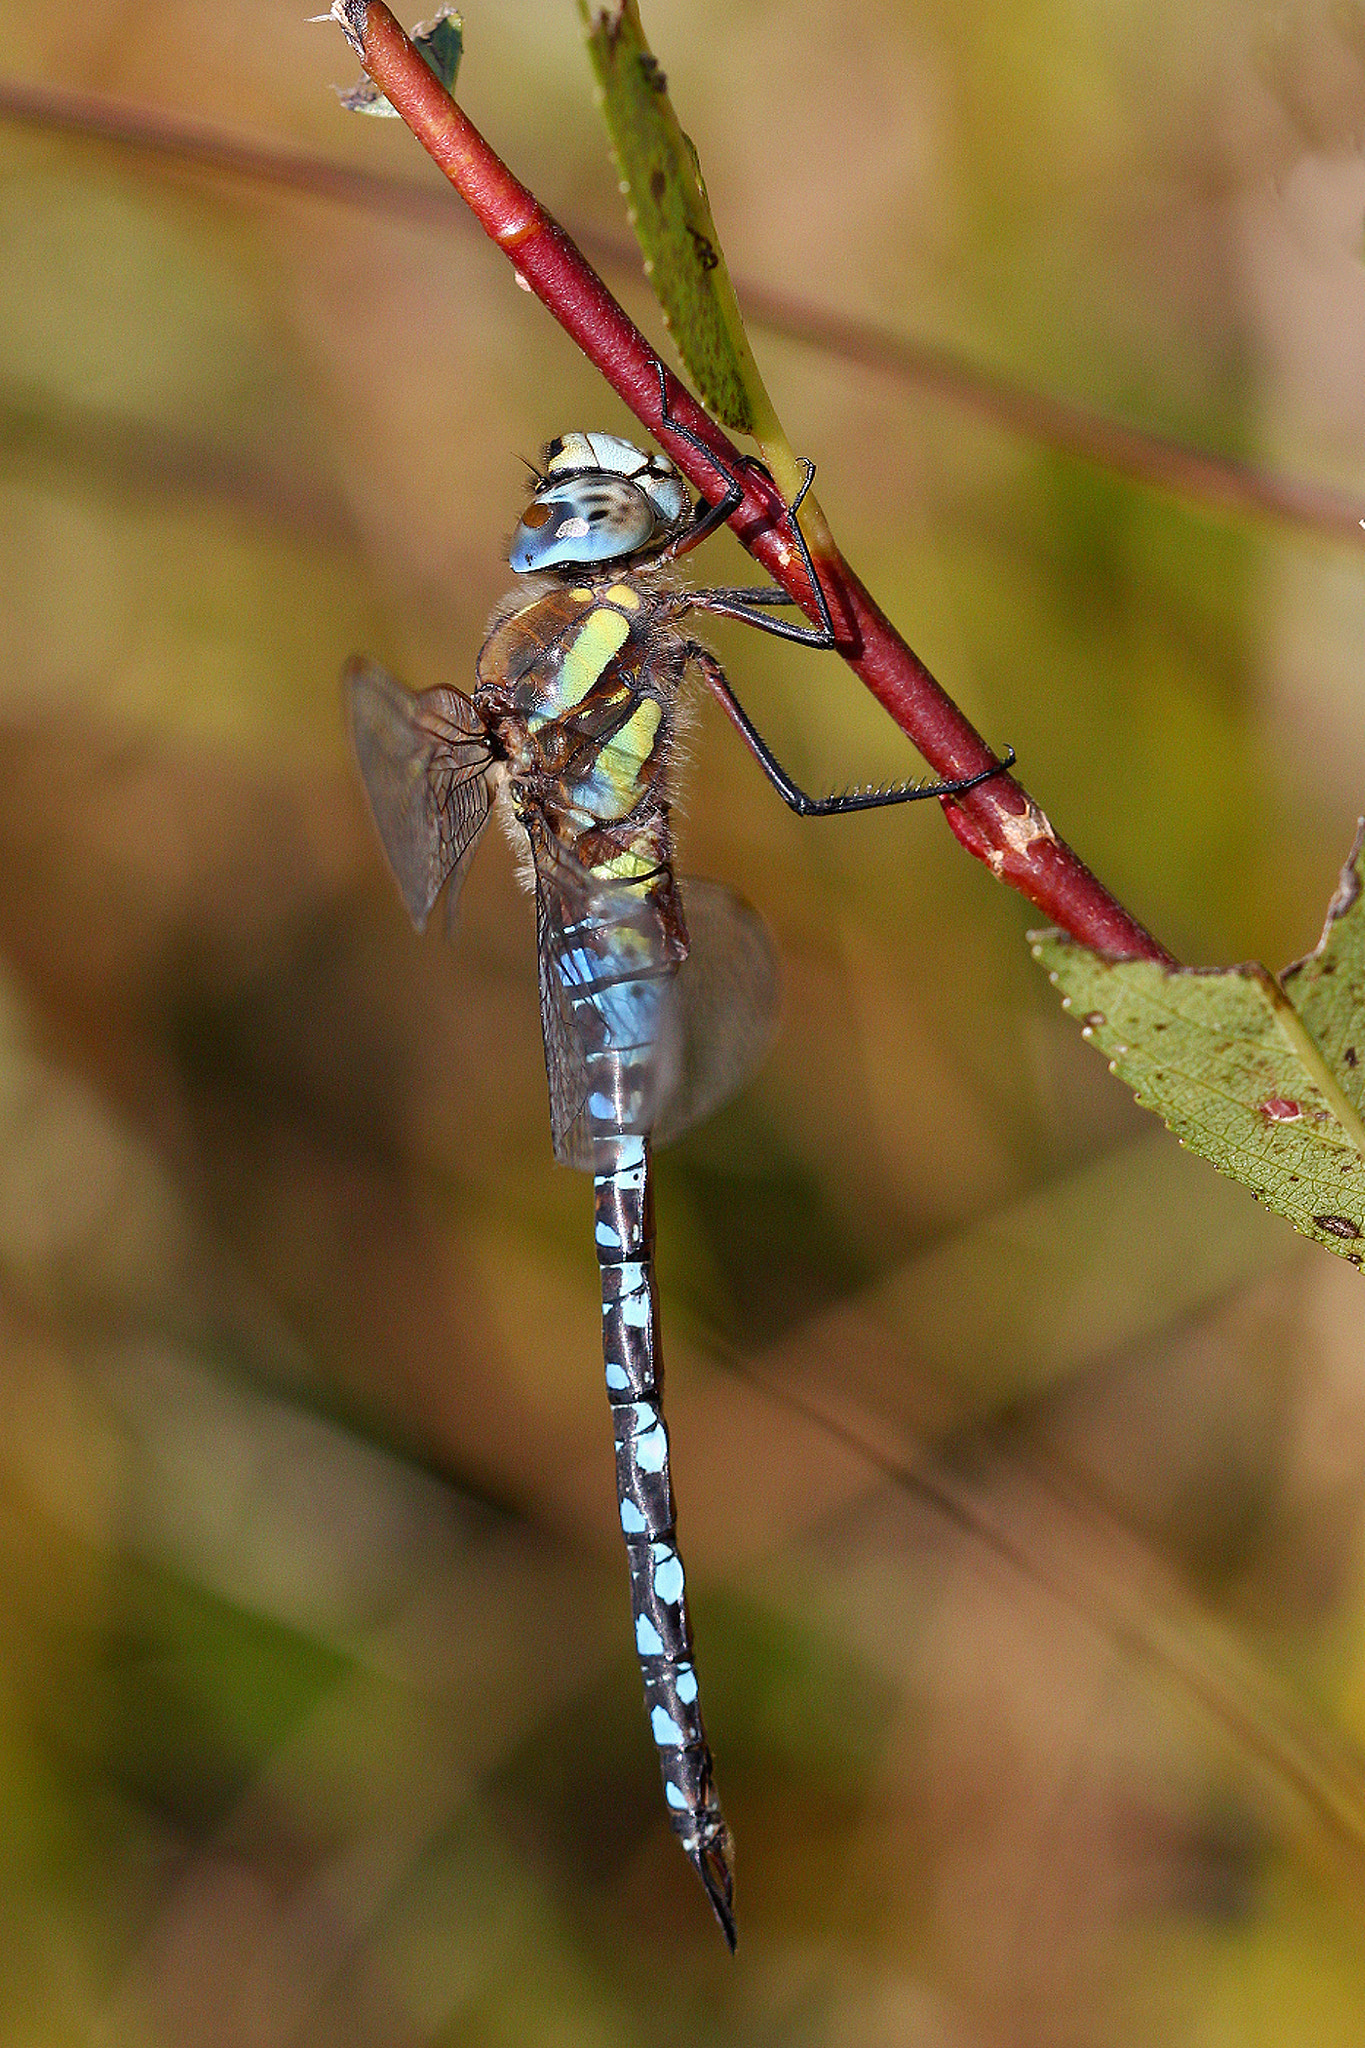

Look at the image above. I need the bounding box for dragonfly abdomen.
[594,1136,735,1948]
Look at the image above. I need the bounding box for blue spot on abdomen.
[651,1707,685,1748]
[651,1546,684,1605]
[634,1415,668,1472]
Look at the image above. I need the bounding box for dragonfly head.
[509,432,691,573]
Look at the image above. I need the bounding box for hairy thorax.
[474,569,691,885]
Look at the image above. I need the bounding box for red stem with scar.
[327,0,1174,966]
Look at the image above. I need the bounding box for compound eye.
[509,477,658,571]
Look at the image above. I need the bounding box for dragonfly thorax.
[510,432,690,574]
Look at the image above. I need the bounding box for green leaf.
[339,7,462,116]
[579,0,764,434]
[1032,823,1365,1266]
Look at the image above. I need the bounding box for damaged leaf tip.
[338,6,462,113]
[1034,823,1365,1264]
[318,0,368,61]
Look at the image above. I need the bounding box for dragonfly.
[344,396,1012,1949]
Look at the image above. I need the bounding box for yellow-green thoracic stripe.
[556,606,632,712]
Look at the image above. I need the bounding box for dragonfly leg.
[652,365,838,647]
[652,360,746,555]
[685,641,1016,816]
[684,574,839,648]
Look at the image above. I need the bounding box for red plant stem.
[337,1,1174,964]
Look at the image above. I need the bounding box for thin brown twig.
[4,76,1361,548]
[727,1347,1365,1909]
[0,383,361,545]
[737,284,1365,549]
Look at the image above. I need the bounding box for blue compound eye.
[510,476,661,571]
[510,433,691,571]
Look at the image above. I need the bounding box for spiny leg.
[649,369,1018,822]
[652,363,838,648]
[595,1133,736,1950]
[684,641,1015,816]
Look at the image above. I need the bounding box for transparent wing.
[534,844,688,1171]
[344,656,494,931]
[535,852,778,1167]
[653,878,780,1148]
[535,864,595,1171]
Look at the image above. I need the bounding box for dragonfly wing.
[534,847,687,1171]
[535,864,595,1171]
[653,878,780,1148]
[345,656,494,931]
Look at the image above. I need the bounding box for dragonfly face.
[509,433,691,573]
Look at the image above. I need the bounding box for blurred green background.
[3,0,1365,2038]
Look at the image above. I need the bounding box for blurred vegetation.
[2,0,1365,2038]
